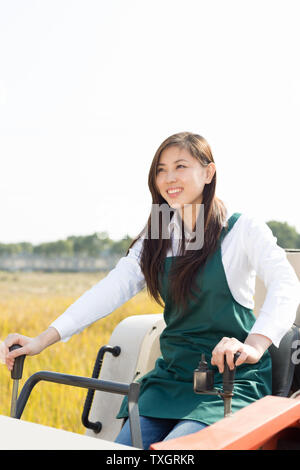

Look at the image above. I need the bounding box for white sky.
[0,0,299,244]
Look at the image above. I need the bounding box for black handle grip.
[222,352,240,394]
[9,344,26,380]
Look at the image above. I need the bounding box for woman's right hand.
[0,333,45,371]
[0,327,61,372]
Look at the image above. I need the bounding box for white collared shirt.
[166,208,227,255]
[50,210,300,348]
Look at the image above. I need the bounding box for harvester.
[1,250,300,451]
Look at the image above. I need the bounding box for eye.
[156,164,187,175]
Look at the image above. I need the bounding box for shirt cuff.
[50,316,82,343]
[248,309,295,348]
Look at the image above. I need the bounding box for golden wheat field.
[0,270,162,435]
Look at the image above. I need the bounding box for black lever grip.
[9,344,26,380]
[222,352,241,394]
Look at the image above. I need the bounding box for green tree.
[112,235,134,255]
[2,221,298,256]
[33,240,74,257]
[266,221,300,249]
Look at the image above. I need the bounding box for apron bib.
[117,213,272,425]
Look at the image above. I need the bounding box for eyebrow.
[157,159,188,167]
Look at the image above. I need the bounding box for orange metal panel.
[150,396,300,450]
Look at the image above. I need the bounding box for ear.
[205,163,216,184]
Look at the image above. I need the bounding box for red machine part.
[149,395,300,450]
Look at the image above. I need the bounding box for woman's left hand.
[211,336,269,373]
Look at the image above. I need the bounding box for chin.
[168,201,183,210]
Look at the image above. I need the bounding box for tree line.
[0,232,134,257]
[266,221,300,249]
[0,220,300,258]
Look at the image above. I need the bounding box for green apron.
[117,212,272,425]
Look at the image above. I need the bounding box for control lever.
[9,344,26,417]
[194,352,241,417]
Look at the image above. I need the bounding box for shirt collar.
[167,206,230,240]
[167,210,193,240]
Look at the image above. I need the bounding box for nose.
[164,170,177,183]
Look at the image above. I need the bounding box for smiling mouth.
[166,188,184,197]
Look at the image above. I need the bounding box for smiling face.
[155,145,216,211]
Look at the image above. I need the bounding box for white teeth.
[167,189,183,194]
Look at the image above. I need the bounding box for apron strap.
[219,212,242,244]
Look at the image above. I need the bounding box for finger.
[6,334,29,348]
[212,337,230,356]
[5,342,28,371]
[0,342,8,364]
[223,337,245,369]
[235,350,247,367]
[6,359,14,371]
[211,337,231,372]
[212,348,226,373]
[5,335,21,351]
[5,352,15,370]
[219,337,230,346]
[225,349,235,371]
[7,346,27,360]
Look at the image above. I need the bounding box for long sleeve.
[50,238,146,342]
[242,215,300,347]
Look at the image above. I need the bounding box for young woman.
[1,132,300,450]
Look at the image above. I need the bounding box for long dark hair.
[126,132,228,314]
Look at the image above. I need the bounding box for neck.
[177,203,202,234]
